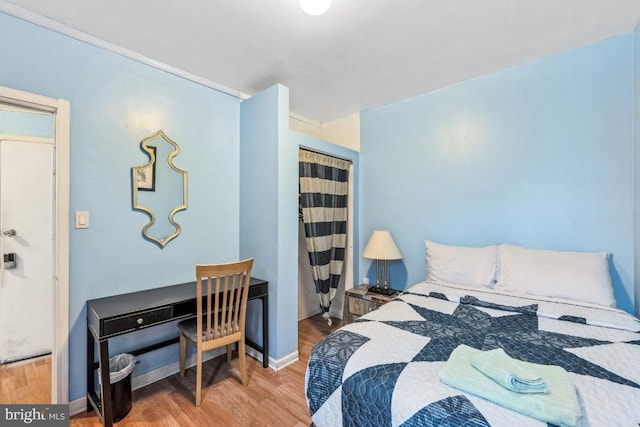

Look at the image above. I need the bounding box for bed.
[305,242,640,427]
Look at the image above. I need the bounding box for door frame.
[0,86,70,404]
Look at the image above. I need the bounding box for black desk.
[86,277,268,427]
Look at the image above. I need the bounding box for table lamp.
[362,230,402,295]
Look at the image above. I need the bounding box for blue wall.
[361,35,635,313]
[0,12,242,400]
[240,84,299,360]
[240,85,360,361]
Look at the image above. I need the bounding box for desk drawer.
[103,306,172,336]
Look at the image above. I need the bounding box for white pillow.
[425,241,499,288]
[495,244,616,307]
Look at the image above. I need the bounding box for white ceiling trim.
[0,0,249,101]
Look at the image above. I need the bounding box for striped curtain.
[299,149,350,323]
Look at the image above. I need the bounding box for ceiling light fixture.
[299,0,332,16]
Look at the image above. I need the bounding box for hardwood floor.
[0,354,51,404]
[71,314,342,426]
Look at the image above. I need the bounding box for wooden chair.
[177,258,254,406]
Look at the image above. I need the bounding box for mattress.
[305,281,640,426]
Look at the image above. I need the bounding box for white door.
[0,137,54,363]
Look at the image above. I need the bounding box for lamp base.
[368,286,398,296]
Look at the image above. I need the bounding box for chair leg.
[179,334,186,378]
[195,348,203,406]
[238,339,248,386]
[226,344,233,363]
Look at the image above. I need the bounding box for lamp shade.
[362,230,402,260]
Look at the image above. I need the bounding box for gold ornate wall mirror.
[132,130,188,248]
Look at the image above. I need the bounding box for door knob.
[3,229,16,237]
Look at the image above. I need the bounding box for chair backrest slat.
[221,275,229,335]
[232,273,241,330]
[228,273,237,330]
[209,276,215,340]
[195,259,254,344]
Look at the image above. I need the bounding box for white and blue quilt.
[305,281,640,427]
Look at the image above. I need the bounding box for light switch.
[75,211,90,229]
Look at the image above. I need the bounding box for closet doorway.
[0,86,70,404]
[298,148,354,325]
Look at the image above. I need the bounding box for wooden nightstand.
[343,285,399,324]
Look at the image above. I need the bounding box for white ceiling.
[2,0,640,122]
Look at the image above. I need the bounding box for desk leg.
[262,294,268,368]
[86,327,95,412]
[98,340,113,427]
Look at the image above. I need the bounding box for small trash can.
[99,353,136,422]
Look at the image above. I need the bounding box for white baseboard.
[70,347,299,416]
[271,350,299,371]
[298,309,321,321]
[330,308,344,320]
[299,309,343,322]
[69,397,86,417]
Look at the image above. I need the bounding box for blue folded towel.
[439,345,581,427]
[471,348,548,394]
